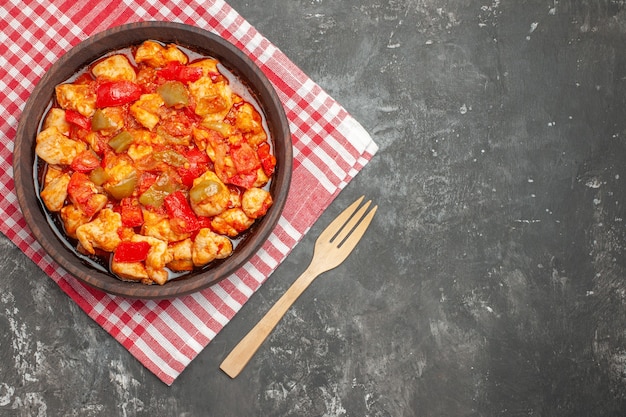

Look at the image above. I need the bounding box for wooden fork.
[220,196,378,378]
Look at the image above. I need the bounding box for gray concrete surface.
[3,0,626,415]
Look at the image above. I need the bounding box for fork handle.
[220,265,320,378]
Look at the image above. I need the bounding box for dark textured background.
[2,0,626,415]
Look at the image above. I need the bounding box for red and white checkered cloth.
[0,0,377,385]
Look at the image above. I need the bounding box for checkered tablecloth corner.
[0,0,377,385]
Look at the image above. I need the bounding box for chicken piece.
[192,228,233,267]
[252,167,270,188]
[188,58,220,77]
[192,126,217,153]
[245,129,268,148]
[227,133,244,146]
[42,108,70,136]
[117,226,136,242]
[40,172,71,212]
[126,143,154,162]
[60,204,91,239]
[129,93,164,130]
[43,165,64,186]
[141,210,192,242]
[91,54,137,82]
[228,186,243,209]
[130,234,172,285]
[188,77,232,121]
[162,44,189,65]
[210,208,254,237]
[35,127,87,165]
[55,83,96,117]
[169,238,193,259]
[167,238,194,271]
[82,132,101,154]
[189,170,230,217]
[231,102,267,146]
[111,260,150,283]
[102,156,137,197]
[241,187,272,219]
[134,41,188,68]
[76,208,123,254]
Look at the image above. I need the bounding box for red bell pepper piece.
[177,147,210,187]
[164,190,199,232]
[96,81,142,108]
[71,150,101,173]
[117,198,144,228]
[113,241,151,263]
[65,109,91,130]
[158,62,203,83]
[195,215,213,230]
[257,142,276,176]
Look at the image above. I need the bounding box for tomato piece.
[231,142,261,173]
[212,141,235,184]
[113,241,151,263]
[117,197,144,228]
[177,147,210,187]
[257,142,276,176]
[96,81,142,108]
[227,171,258,189]
[65,109,91,130]
[160,110,194,138]
[178,169,196,188]
[158,62,203,83]
[196,215,213,230]
[71,150,101,173]
[185,147,210,166]
[67,173,92,206]
[164,190,199,233]
[67,172,103,218]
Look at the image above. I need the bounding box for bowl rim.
[13,21,292,299]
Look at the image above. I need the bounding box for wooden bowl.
[13,22,292,299]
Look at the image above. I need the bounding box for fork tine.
[331,199,372,245]
[318,195,365,240]
[337,205,377,250]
